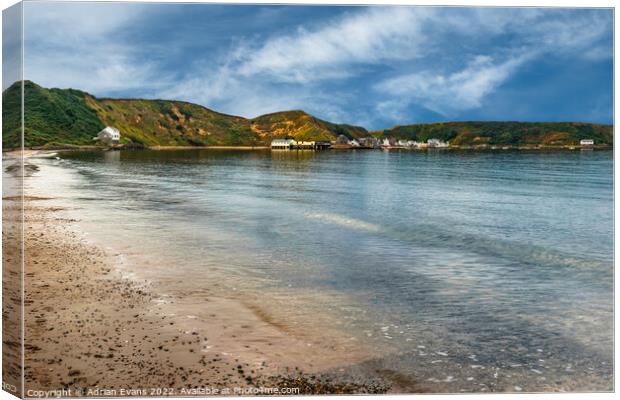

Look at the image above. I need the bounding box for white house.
[580,139,594,146]
[382,138,396,147]
[427,138,449,148]
[271,139,296,149]
[349,139,360,147]
[94,126,120,145]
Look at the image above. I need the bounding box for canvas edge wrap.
[2,1,25,398]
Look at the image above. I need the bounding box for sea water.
[24,149,613,392]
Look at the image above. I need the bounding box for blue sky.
[14,2,614,128]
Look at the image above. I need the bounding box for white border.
[0,2,615,400]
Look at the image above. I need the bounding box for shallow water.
[25,149,613,392]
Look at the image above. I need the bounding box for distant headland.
[2,81,613,150]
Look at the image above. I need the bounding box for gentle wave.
[386,223,609,271]
[306,212,382,233]
[308,210,607,271]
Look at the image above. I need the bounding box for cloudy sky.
[11,2,615,128]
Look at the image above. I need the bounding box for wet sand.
[6,152,391,395]
[2,169,23,397]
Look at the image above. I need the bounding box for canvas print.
[1,1,614,397]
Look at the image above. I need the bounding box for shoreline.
[2,145,271,153]
[8,153,393,395]
[148,146,270,150]
[2,144,612,153]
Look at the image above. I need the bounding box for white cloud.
[370,9,612,117]
[157,7,451,118]
[23,2,149,44]
[178,7,611,120]
[376,53,532,116]
[22,2,170,94]
[527,11,612,55]
[158,62,355,121]
[25,47,172,93]
[375,100,410,124]
[236,7,433,83]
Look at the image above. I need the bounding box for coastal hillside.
[2,81,613,148]
[2,81,368,148]
[3,81,258,148]
[85,96,256,147]
[251,110,368,142]
[3,80,105,148]
[375,121,613,147]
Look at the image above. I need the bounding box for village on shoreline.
[271,135,449,150]
[2,126,610,153]
[270,135,605,151]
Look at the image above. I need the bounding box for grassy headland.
[373,121,613,148]
[2,81,613,149]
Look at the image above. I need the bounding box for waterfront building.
[93,126,120,145]
[580,139,594,146]
[335,135,350,145]
[359,137,380,148]
[314,141,332,150]
[382,138,396,147]
[296,141,316,149]
[271,139,330,150]
[271,139,296,149]
[427,138,449,148]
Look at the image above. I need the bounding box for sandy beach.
[3,151,393,396]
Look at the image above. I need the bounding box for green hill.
[251,110,367,142]
[3,81,259,148]
[3,80,105,148]
[375,121,613,147]
[2,81,368,148]
[1,81,613,149]
[86,97,257,147]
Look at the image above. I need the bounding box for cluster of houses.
[333,135,380,148]
[379,137,449,149]
[271,134,450,150]
[270,139,332,150]
[272,134,597,150]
